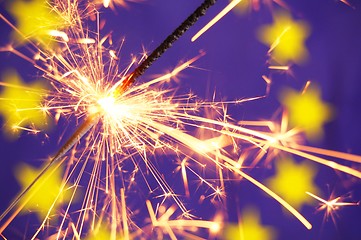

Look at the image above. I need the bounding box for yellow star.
[266,157,319,210]
[223,207,276,240]
[15,163,73,220]
[257,11,310,64]
[8,0,64,44]
[280,86,332,140]
[0,70,50,139]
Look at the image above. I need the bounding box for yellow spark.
[261,75,272,95]
[180,158,190,198]
[301,80,312,94]
[93,0,142,10]
[307,192,359,209]
[307,192,359,224]
[76,38,96,44]
[11,125,41,135]
[104,0,111,8]
[146,201,220,238]
[268,65,290,71]
[339,0,355,9]
[109,50,119,60]
[48,30,69,42]
[192,0,243,42]
[120,188,129,240]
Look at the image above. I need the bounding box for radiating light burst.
[1,0,361,239]
[306,192,360,225]
[93,0,143,10]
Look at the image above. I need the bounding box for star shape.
[223,207,276,240]
[0,70,49,139]
[266,157,319,209]
[15,163,73,220]
[257,11,310,64]
[280,86,332,140]
[8,0,64,44]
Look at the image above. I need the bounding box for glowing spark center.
[98,95,116,114]
[97,95,133,120]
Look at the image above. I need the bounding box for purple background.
[1,0,361,239]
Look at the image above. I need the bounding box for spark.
[93,0,142,10]
[192,0,242,42]
[48,30,70,42]
[103,0,111,8]
[268,65,290,71]
[146,201,221,239]
[301,80,311,94]
[262,75,272,95]
[307,192,359,209]
[339,0,355,9]
[76,38,96,44]
[11,125,41,135]
[306,192,359,224]
[268,26,290,54]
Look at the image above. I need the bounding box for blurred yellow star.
[280,86,332,140]
[15,163,73,220]
[0,70,49,139]
[223,207,276,240]
[257,11,310,64]
[266,157,319,209]
[8,0,64,44]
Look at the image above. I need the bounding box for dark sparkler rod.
[117,0,217,93]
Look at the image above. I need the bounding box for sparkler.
[0,0,217,226]
[0,0,361,239]
[306,191,359,224]
[1,0,225,238]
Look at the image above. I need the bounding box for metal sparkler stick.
[116,0,216,93]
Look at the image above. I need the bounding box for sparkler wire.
[0,114,99,223]
[116,0,217,93]
[0,0,218,227]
